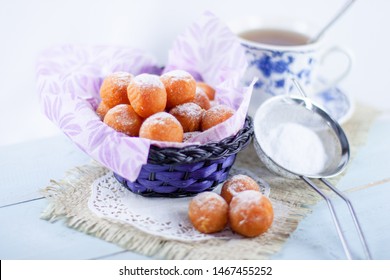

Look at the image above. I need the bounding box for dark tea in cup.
[239,28,309,46]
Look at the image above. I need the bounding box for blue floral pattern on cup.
[242,43,317,96]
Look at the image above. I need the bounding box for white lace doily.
[88,167,272,242]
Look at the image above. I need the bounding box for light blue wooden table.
[0,112,389,260]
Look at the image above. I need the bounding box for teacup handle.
[319,45,353,87]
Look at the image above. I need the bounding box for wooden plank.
[0,199,146,259]
[337,113,390,191]
[0,135,90,207]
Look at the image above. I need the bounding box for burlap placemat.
[41,104,378,259]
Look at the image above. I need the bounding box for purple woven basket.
[114,116,253,197]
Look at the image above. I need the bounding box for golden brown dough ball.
[139,112,183,142]
[169,102,204,132]
[220,175,260,204]
[188,192,228,234]
[201,104,235,131]
[193,87,211,110]
[127,74,167,118]
[197,82,215,100]
[229,190,274,237]
[96,101,110,120]
[160,70,196,110]
[103,104,143,137]
[100,72,133,108]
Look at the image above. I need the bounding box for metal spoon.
[309,0,356,43]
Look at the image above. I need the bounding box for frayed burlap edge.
[40,103,379,259]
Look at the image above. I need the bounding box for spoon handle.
[309,0,356,43]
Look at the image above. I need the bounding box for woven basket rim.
[147,116,253,165]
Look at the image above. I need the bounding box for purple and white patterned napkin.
[36,12,255,182]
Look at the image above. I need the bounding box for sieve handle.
[320,178,373,259]
[301,176,373,259]
[301,176,353,260]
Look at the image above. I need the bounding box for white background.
[1,0,389,146]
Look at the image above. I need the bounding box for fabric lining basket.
[114,116,254,197]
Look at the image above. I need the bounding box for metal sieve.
[253,80,372,259]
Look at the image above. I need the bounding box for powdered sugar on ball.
[127,73,167,118]
[220,174,260,204]
[201,104,235,131]
[193,87,211,110]
[188,192,228,234]
[96,101,110,120]
[139,112,183,142]
[112,72,134,87]
[133,73,164,89]
[169,102,204,132]
[100,72,132,108]
[164,69,194,80]
[160,70,196,110]
[103,104,143,137]
[229,190,274,237]
[197,82,215,100]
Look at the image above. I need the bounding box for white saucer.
[311,85,354,125]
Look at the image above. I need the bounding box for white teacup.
[230,18,353,116]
